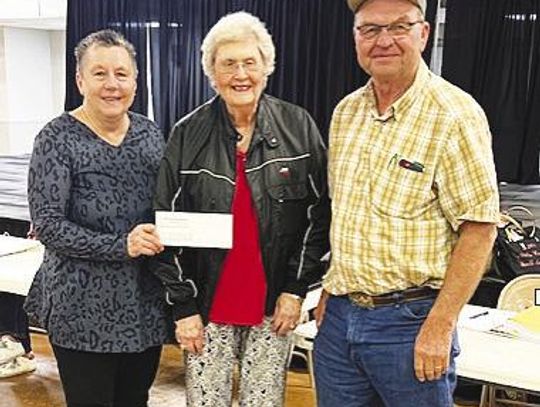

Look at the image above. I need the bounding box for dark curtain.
[244,0,367,141]
[66,0,441,141]
[443,0,540,184]
[520,12,540,183]
[149,1,227,137]
[65,0,150,114]
[149,0,368,139]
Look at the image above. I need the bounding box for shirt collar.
[363,59,431,123]
[217,94,280,149]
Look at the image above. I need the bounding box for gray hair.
[74,29,137,75]
[201,11,276,84]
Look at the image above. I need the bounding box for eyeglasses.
[355,21,424,40]
[215,60,262,75]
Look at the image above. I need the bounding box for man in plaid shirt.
[313,0,500,405]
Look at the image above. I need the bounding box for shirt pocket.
[181,170,234,213]
[369,151,434,219]
[265,159,309,235]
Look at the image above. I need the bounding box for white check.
[155,211,233,248]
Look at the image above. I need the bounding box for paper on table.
[0,235,41,257]
[510,306,540,333]
[155,211,233,249]
[458,305,515,333]
[501,306,540,342]
[459,304,540,343]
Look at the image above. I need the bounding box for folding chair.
[288,286,322,390]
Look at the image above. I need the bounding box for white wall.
[0,0,66,19]
[0,0,66,154]
[50,29,65,114]
[0,27,65,154]
[39,0,67,18]
[0,0,38,19]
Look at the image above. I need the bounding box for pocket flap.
[267,183,308,201]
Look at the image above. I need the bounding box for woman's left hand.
[271,293,302,336]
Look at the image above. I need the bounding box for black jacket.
[149,94,330,323]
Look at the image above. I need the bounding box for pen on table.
[489,328,516,339]
[469,310,489,319]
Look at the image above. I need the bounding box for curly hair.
[201,12,275,85]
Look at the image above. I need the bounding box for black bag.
[492,206,540,282]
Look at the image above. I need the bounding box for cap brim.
[347,0,362,12]
[346,0,425,14]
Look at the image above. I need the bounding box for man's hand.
[127,224,164,258]
[314,289,329,328]
[414,315,454,382]
[175,314,205,354]
[413,222,496,382]
[271,293,302,336]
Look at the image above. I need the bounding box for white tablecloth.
[456,304,540,392]
[0,235,43,296]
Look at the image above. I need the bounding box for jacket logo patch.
[279,167,291,177]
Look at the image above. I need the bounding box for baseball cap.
[346,0,426,16]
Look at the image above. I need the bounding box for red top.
[209,150,267,325]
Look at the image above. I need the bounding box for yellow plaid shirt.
[324,61,500,296]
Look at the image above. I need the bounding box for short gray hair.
[201,12,276,84]
[75,29,137,75]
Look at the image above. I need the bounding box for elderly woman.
[150,11,330,406]
[25,30,170,407]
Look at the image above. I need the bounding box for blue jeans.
[313,295,459,407]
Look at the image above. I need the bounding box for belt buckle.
[349,292,375,309]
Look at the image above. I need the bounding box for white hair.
[201,11,276,84]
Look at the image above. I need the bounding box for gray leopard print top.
[25,112,171,353]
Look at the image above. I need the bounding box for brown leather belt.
[348,286,439,309]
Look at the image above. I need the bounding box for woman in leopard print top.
[25,30,171,407]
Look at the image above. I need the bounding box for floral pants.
[186,317,291,407]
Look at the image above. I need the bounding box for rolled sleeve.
[436,112,500,231]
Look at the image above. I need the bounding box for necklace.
[80,107,127,146]
[235,123,254,143]
[235,129,252,153]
